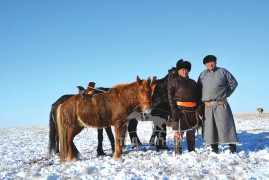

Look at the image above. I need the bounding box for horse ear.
[147,76,151,85]
[152,76,157,85]
[151,76,157,92]
[136,75,141,84]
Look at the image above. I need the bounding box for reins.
[154,107,170,114]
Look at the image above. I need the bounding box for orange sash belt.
[176,101,196,107]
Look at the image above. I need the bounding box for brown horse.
[49,82,115,157]
[57,76,155,162]
[257,108,264,114]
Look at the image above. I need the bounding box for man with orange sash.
[167,60,201,155]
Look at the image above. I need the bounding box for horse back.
[77,89,135,128]
[76,93,118,128]
[51,95,74,117]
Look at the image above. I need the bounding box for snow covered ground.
[1,113,269,179]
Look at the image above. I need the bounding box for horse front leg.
[128,119,142,148]
[155,124,166,151]
[97,128,105,156]
[105,126,115,153]
[149,133,157,146]
[160,123,168,150]
[113,121,127,160]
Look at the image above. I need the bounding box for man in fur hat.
[167,59,201,155]
[197,55,238,153]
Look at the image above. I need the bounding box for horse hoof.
[97,151,107,156]
[68,157,77,163]
[113,153,121,160]
[113,156,121,160]
[131,143,139,149]
[156,146,167,152]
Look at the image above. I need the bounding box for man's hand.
[171,121,180,131]
[167,118,180,130]
[167,107,181,129]
[171,107,180,121]
[195,109,202,121]
[196,104,204,120]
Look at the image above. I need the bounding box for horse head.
[151,77,167,108]
[168,67,178,82]
[151,67,177,110]
[136,76,154,114]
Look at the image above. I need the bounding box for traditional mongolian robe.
[197,67,238,144]
[167,75,199,131]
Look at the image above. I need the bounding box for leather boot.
[211,143,219,154]
[174,133,182,155]
[229,144,237,154]
[187,138,195,152]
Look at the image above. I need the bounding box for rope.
[181,109,199,131]
[90,87,107,92]
[154,107,170,114]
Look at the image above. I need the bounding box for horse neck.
[155,75,169,99]
[112,82,138,109]
[156,75,168,88]
[154,75,170,110]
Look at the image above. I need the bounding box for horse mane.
[110,81,137,90]
[155,66,177,84]
[157,74,169,83]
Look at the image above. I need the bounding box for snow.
[1,113,269,179]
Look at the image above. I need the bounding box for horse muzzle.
[142,107,152,114]
[140,100,152,114]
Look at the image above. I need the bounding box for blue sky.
[1,0,268,128]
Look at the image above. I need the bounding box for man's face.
[205,61,216,71]
[178,68,189,78]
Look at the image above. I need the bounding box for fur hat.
[176,59,191,72]
[203,55,217,64]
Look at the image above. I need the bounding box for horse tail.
[48,107,55,156]
[57,104,67,162]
